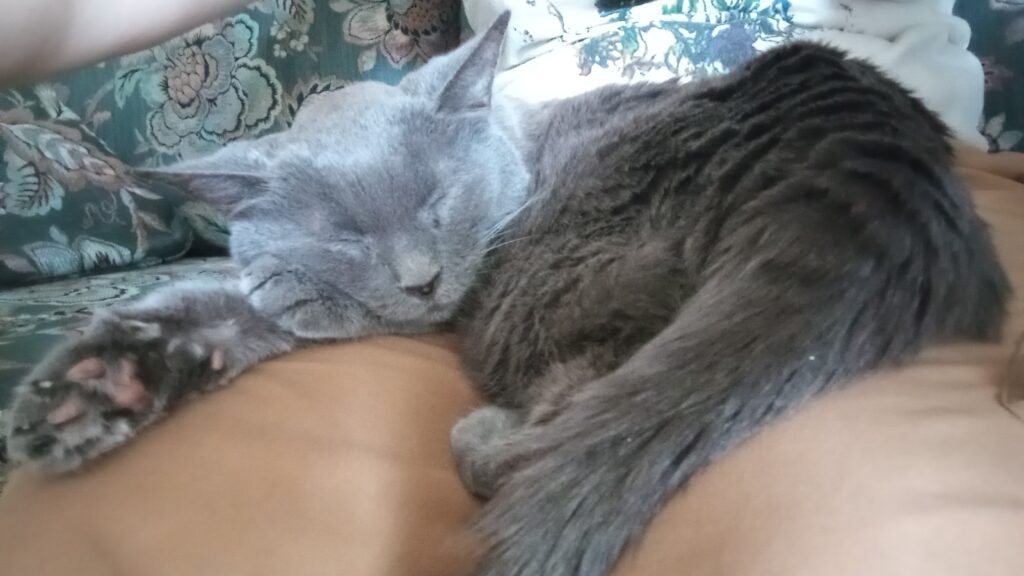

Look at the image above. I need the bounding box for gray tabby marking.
[5,12,1009,576]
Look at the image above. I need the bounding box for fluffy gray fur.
[4,12,1010,576]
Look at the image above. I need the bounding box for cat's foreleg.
[5,281,296,472]
[241,254,400,340]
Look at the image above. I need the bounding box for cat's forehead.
[267,144,438,233]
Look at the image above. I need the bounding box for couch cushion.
[0,110,197,287]
[0,151,1022,575]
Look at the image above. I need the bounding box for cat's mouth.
[422,297,465,322]
[372,297,457,325]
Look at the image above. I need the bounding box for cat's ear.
[436,11,510,113]
[399,11,510,113]
[133,140,273,214]
[136,169,269,214]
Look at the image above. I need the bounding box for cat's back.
[714,41,950,142]
[705,41,954,174]
[582,42,943,159]
[462,42,991,405]
[513,41,958,236]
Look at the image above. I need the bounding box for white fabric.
[790,0,985,147]
[463,0,605,70]
[467,0,986,148]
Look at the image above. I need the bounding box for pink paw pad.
[61,357,153,414]
[66,357,106,381]
[107,359,152,412]
[47,399,85,425]
[210,349,225,371]
[43,357,109,425]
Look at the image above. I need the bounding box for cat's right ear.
[133,140,272,216]
[399,11,510,113]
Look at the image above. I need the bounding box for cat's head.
[139,12,526,331]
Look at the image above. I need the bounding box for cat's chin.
[407,303,461,327]
[410,304,459,325]
[353,303,457,336]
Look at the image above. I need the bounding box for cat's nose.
[402,271,441,298]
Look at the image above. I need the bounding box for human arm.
[0,0,252,88]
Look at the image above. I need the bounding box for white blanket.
[467,0,986,147]
[791,0,985,147]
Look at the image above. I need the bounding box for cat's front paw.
[5,314,228,473]
[241,256,366,340]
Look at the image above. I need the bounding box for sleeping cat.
[4,12,1009,576]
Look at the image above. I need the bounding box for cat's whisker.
[481,225,509,245]
[483,235,533,255]
[479,197,540,247]
[480,220,514,246]
[478,225,515,248]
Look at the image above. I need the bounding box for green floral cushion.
[0,108,193,287]
[0,0,460,287]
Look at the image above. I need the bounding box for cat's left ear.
[133,139,273,215]
[437,11,510,113]
[399,11,510,113]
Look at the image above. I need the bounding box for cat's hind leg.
[4,281,295,473]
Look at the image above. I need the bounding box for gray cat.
[4,12,1010,576]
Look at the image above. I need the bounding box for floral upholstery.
[143,16,285,156]
[0,108,192,287]
[473,0,796,104]
[955,0,1024,152]
[577,1,794,81]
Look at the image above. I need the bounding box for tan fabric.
[1,151,1023,576]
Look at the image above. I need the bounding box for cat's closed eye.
[426,194,447,228]
[329,238,368,255]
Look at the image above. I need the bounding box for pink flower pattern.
[330,0,459,69]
